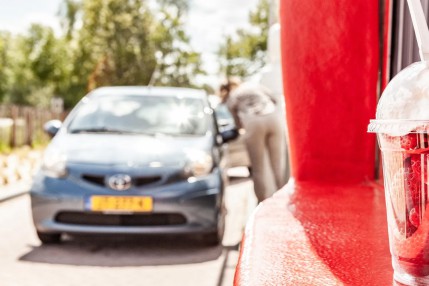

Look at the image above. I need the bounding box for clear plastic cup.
[369,62,429,285]
[374,125,429,284]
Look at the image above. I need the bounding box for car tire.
[37,232,61,244]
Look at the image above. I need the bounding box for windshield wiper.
[154,132,201,137]
[69,127,129,134]
[69,128,160,136]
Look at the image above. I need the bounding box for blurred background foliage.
[0,0,268,109]
[218,0,269,77]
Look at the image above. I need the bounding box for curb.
[0,181,31,203]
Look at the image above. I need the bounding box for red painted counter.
[234,181,395,285]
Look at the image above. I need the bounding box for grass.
[0,141,11,154]
[0,143,46,156]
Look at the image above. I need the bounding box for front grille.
[81,174,162,187]
[133,176,161,186]
[55,211,187,226]
[82,175,105,186]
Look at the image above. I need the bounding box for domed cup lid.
[369,0,429,136]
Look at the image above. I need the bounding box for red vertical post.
[280,0,379,183]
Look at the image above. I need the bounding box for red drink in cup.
[377,130,429,283]
[369,62,429,285]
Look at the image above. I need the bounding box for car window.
[68,95,210,136]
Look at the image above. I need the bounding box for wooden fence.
[0,105,66,149]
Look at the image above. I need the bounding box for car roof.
[87,86,207,99]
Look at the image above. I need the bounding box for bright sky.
[0,0,260,87]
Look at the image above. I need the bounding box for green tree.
[218,0,269,77]
[150,0,204,87]
[1,0,206,108]
[59,0,205,107]
[6,24,69,107]
[59,0,81,40]
[0,32,12,102]
[60,0,156,107]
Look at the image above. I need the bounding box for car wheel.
[37,232,61,244]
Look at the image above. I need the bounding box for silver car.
[30,86,238,245]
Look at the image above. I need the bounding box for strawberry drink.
[369,61,429,285]
[377,131,429,284]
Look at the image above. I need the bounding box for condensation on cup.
[369,62,429,285]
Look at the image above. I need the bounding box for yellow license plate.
[90,196,153,212]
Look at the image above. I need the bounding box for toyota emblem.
[108,174,132,191]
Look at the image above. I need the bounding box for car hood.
[48,133,213,166]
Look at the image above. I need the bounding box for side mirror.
[220,127,239,143]
[44,120,62,138]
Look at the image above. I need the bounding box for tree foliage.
[218,0,270,78]
[0,32,11,102]
[62,0,157,107]
[5,25,70,106]
[150,0,204,87]
[0,0,204,108]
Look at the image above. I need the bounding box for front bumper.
[30,168,224,235]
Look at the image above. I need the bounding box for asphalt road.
[0,168,256,286]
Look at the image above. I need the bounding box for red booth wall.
[280,0,379,183]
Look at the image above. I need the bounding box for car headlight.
[41,150,68,178]
[184,149,213,177]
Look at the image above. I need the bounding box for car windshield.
[68,95,210,136]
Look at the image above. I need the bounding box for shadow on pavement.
[19,234,223,267]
